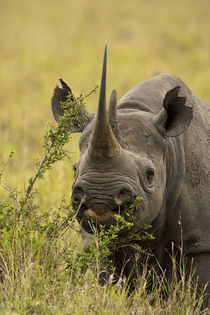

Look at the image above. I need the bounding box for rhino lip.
[75,204,121,231]
[76,204,120,222]
[83,208,117,222]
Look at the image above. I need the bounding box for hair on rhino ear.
[51,79,95,133]
[154,86,193,137]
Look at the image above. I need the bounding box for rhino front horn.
[88,45,121,159]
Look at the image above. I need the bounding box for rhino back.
[118,74,194,113]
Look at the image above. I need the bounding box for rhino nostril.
[116,188,134,206]
[73,186,85,201]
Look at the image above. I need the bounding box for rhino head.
[51,46,193,238]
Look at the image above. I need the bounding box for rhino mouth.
[83,209,117,222]
[75,202,137,234]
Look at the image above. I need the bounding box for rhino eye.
[146,168,155,185]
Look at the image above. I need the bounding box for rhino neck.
[147,136,185,252]
[147,137,185,259]
[165,136,185,212]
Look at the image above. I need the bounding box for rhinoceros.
[51,46,210,306]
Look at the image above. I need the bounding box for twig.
[18,85,98,216]
[59,198,84,239]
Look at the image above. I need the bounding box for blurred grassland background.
[0,0,210,313]
[1,0,210,208]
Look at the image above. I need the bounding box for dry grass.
[0,0,210,313]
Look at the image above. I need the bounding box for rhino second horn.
[108,89,129,149]
[88,45,121,159]
[108,89,120,141]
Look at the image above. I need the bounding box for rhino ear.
[51,79,94,133]
[154,86,193,137]
[51,78,73,123]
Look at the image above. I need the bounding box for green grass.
[0,0,210,313]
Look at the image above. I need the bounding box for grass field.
[0,0,210,313]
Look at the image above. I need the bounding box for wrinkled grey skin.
[52,47,210,307]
